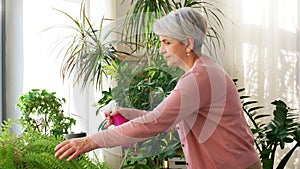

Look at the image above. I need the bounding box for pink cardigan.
[90,55,259,169]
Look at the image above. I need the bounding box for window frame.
[0,0,6,124]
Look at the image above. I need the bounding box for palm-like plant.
[235,79,300,169]
[122,0,227,58]
[51,5,120,90]
[51,1,227,90]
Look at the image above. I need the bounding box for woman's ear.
[186,36,195,52]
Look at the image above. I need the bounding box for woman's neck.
[180,53,199,72]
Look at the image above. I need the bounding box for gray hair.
[153,7,207,55]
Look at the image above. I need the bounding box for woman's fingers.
[54,140,69,151]
[110,108,120,116]
[54,137,87,161]
[67,151,80,161]
[54,137,99,161]
[55,140,74,160]
[104,111,115,128]
[103,108,123,128]
[58,145,76,161]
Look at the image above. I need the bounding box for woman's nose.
[159,46,166,54]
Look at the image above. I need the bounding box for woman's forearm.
[118,108,148,120]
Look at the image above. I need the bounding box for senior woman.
[55,7,262,169]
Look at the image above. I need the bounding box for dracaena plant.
[50,5,125,90]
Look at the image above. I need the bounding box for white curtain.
[219,0,300,168]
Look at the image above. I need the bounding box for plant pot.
[64,132,87,140]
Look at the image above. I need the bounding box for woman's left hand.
[54,137,99,161]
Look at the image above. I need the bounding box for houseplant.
[235,79,300,169]
[51,0,228,91]
[50,4,130,90]
[0,119,112,169]
[96,56,183,168]
[16,89,76,137]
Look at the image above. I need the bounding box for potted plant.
[96,56,183,168]
[50,0,228,91]
[235,79,300,169]
[0,119,112,169]
[16,89,76,137]
[50,4,129,90]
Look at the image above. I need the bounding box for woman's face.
[159,35,188,68]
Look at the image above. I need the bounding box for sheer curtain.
[219,0,299,168]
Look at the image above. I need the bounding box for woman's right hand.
[104,108,121,128]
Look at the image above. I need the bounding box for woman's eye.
[160,39,171,45]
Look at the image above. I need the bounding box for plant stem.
[276,142,300,169]
[270,143,278,168]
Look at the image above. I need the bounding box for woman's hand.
[54,137,99,161]
[105,108,146,128]
[104,108,121,128]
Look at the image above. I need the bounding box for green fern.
[0,143,16,169]
[0,119,110,169]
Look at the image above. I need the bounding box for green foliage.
[97,55,183,128]
[50,1,228,91]
[128,66,178,110]
[121,131,181,169]
[0,119,16,169]
[96,55,183,168]
[16,89,76,137]
[0,119,111,169]
[50,4,126,90]
[235,79,300,169]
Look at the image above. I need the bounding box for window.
[22,0,107,133]
[222,0,299,168]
